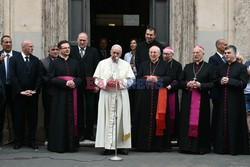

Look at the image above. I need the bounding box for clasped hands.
[66,80,76,89]
[0,53,5,61]
[187,80,201,89]
[146,75,158,83]
[107,78,118,87]
[220,77,229,85]
[20,90,36,96]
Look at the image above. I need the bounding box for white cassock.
[94,57,135,149]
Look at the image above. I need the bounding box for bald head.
[149,45,161,63]
[193,45,204,62]
[215,39,228,54]
[77,32,88,48]
[21,40,34,55]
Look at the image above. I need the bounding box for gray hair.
[48,43,58,51]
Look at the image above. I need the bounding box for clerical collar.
[49,55,57,60]
[60,55,69,60]
[194,60,203,65]
[146,40,153,44]
[151,58,159,64]
[228,59,236,65]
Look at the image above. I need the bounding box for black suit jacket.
[0,78,5,108]
[97,48,110,60]
[70,46,100,90]
[40,56,55,96]
[208,52,226,99]
[208,53,225,69]
[0,50,20,86]
[9,52,42,96]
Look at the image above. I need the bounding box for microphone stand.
[109,69,123,161]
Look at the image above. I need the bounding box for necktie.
[102,50,107,58]
[80,48,85,58]
[130,54,135,65]
[25,56,30,69]
[6,54,10,84]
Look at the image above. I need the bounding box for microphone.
[115,57,119,64]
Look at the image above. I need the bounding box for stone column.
[0,0,4,37]
[42,0,68,57]
[234,0,250,60]
[170,0,196,66]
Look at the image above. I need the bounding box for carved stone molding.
[234,0,250,60]
[170,0,196,65]
[42,0,68,57]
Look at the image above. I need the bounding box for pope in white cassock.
[93,44,135,155]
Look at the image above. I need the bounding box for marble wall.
[170,0,196,65]
[235,0,250,60]
[42,0,68,57]
[0,0,3,37]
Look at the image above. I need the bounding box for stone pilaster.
[42,0,68,57]
[234,0,250,60]
[170,0,196,65]
[0,0,4,37]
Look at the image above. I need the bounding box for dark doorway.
[90,0,149,55]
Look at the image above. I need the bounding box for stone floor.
[1,142,250,167]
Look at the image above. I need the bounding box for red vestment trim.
[156,88,167,136]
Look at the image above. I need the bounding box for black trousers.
[42,93,53,139]
[0,85,14,141]
[13,94,38,144]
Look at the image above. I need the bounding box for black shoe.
[85,135,95,141]
[79,134,85,141]
[118,149,128,155]
[198,151,205,155]
[13,143,22,150]
[101,149,114,155]
[28,142,38,149]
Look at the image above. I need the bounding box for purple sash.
[188,89,201,138]
[168,92,176,133]
[57,76,78,136]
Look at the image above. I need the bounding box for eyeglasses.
[61,47,70,50]
[163,53,171,55]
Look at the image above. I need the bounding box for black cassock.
[132,59,172,151]
[179,61,216,154]
[167,59,182,139]
[214,61,249,155]
[47,57,82,153]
